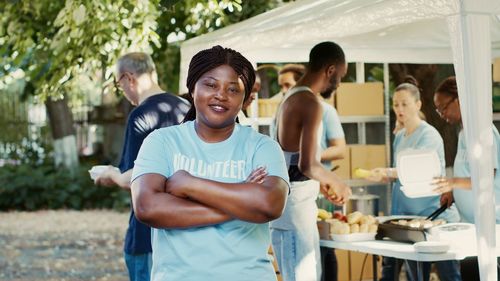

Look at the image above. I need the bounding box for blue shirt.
[132,121,290,281]
[392,121,459,222]
[119,93,190,255]
[453,126,500,223]
[320,101,345,170]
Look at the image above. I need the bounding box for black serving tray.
[375,218,429,243]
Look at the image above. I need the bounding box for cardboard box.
[336,249,350,281]
[349,145,387,178]
[248,98,281,117]
[332,147,351,179]
[494,58,500,82]
[335,82,384,116]
[335,249,382,281]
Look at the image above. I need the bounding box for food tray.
[331,233,376,242]
[375,218,429,243]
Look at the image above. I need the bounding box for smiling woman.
[130,45,290,281]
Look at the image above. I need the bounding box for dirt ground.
[0,210,130,281]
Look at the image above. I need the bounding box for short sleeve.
[252,138,290,188]
[324,105,345,140]
[131,130,172,182]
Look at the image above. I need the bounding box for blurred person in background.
[271,64,306,100]
[318,86,347,281]
[93,52,190,281]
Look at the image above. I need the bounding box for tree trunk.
[389,64,458,167]
[45,97,79,171]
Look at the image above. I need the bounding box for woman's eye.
[205,83,215,88]
[228,87,240,94]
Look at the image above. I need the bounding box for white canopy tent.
[180,1,500,279]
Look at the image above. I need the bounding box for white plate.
[331,233,376,242]
[413,241,450,253]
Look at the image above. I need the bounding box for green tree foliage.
[1,0,161,100]
[1,0,289,99]
[153,0,287,94]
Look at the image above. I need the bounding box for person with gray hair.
[93,52,190,281]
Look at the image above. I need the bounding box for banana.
[353,168,372,178]
[317,209,332,220]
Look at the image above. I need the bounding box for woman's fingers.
[245,167,267,183]
[432,177,451,194]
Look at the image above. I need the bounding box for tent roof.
[180,0,500,90]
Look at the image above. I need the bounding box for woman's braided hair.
[183,45,255,122]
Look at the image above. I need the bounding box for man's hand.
[321,180,352,206]
[94,166,119,187]
[246,166,267,184]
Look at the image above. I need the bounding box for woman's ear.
[416,100,422,110]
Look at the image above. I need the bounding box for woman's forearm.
[174,175,288,223]
[451,177,472,189]
[132,175,231,229]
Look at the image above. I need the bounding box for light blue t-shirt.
[453,126,500,223]
[392,121,459,222]
[132,121,290,281]
[320,101,345,170]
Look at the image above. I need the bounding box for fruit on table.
[317,209,332,220]
[333,211,347,222]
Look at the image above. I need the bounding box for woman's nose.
[214,89,228,100]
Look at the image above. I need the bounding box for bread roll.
[359,223,369,233]
[350,224,360,233]
[347,211,363,224]
[330,221,344,234]
[340,223,350,234]
[368,224,378,233]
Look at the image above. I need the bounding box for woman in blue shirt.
[367,79,461,281]
[130,46,290,281]
[433,76,500,222]
[432,76,500,280]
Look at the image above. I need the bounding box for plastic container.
[397,149,441,198]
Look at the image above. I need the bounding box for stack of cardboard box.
[334,145,387,180]
[335,82,384,116]
[336,250,382,281]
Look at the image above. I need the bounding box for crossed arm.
[131,168,288,229]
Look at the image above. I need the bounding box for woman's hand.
[366,168,388,182]
[440,191,454,208]
[165,170,195,198]
[245,166,267,184]
[433,177,454,194]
